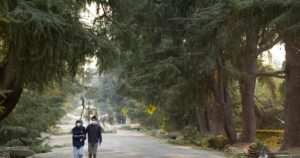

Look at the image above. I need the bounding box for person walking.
[86,116,102,158]
[72,120,86,158]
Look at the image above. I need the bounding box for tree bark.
[282,39,300,149]
[222,81,238,143]
[195,108,210,136]
[238,57,257,142]
[0,87,22,121]
[195,104,224,136]
[208,58,238,143]
[0,69,23,121]
[216,58,238,143]
[238,30,258,142]
[238,56,257,142]
[210,101,224,135]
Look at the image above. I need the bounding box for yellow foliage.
[256,130,284,141]
[256,130,284,147]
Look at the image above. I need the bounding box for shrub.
[5,139,23,147]
[250,141,270,153]
[181,126,202,145]
[256,130,283,147]
[256,130,283,141]
[207,135,228,150]
[30,144,51,153]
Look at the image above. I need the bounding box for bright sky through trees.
[262,44,286,68]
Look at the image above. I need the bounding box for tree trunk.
[282,39,300,149]
[195,108,210,136]
[222,82,238,143]
[0,87,22,121]
[208,58,238,143]
[238,57,257,142]
[238,30,258,142]
[217,59,238,143]
[0,69,23,121]
[195,103,224,136]
[238,56,257,142]
[210,101,224,135]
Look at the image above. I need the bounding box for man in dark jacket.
[72,120,86,158]
[86,116,102,158]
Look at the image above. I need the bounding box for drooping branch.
[256,70,285,78]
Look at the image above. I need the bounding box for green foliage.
[255,77,284,129]
[250,141,270,152]
[30,144,52,153]
[181,126,202,146]
[0,0,114,90]
[91,0,300,149]
[207,136,229,150]
[91,0,291,138]
[0,81,77,152]
[256,130,283,147]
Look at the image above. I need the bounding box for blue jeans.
[73,146,84,158]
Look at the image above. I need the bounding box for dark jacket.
[72,126,86,148]
[86,124,102,144]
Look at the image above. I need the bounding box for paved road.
[32,107,224,158]
[33,130,224,158]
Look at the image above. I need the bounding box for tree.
[0,80,78,152]
[282,36,300,149]
[189,0,285,142]
[0,0,112,121]
[270,0,300,149]
[96,0,239,142]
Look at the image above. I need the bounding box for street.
[33,130,224,158]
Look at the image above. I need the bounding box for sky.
[81,4,100,70]
[262,44,286,69]
[80,3,100,26]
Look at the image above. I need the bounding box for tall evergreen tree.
[0,0,112,121]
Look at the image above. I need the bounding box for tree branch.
[256,70,285,78]
[99,0,114,24]
[258,37,281,54]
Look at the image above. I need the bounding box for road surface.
[33,130,224,158]
[32,107,224,158]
